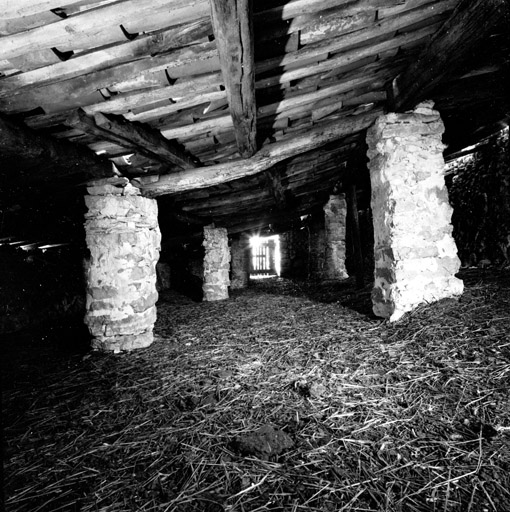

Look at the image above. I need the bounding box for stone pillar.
[279,232,292,277]
[230,234,250,289]
[366,100,464,321]
[84,178,161,352]
[323,194,349,280]
[203,226,230,300]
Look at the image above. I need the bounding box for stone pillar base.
[367,101,463,321]
[84,178,161,352]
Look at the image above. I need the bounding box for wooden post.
[210,0,257,157]
[347,184,364,289]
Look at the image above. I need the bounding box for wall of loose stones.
[446,127,510,267]
[0,245,86,335]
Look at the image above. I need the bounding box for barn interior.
[2,0,510,510]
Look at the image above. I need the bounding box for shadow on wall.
[164,242,204,301]
[0,244,88,335]
[447,127,510,268]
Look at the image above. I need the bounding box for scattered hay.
[3,269,510,511]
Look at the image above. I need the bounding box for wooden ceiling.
[0,0,509,243]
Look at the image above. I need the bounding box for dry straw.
[3,268,510,511]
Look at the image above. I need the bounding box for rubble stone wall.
[84,178,161,352]
[366,101,463,321]
[323,194,349,280]
[230,235,250,289]
[203,226,230,301]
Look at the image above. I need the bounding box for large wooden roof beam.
[210,0,257,158]
[136,109,381,196]
[390,0,509,112]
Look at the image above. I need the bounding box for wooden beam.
[210,0,257,157]
[390,0,509,112]
[65,109,198,170]
[0,114,113,182]
[135,110,381,197]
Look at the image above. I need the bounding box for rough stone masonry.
[84,178,161,352]
[203,225,230,301]
[323,194,349,280]
[366,101,464,321]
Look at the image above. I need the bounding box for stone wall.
[308,218,326,279]
[366,101,463,321]
[280,226,309,278]
[0,245,85,334]
[84,178,161,352]
[230,235,250,289]
[156,262,171,291]
[447,127,510,267]
[203,226,230,301]
[323,194,349,280]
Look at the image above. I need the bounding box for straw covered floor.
[3,268,510,512]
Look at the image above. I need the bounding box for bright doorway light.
[249,234,280,278]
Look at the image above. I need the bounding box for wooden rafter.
[390,0,509,112]
[0,114,113,182]
[65,109,198,170]
[210,0,257,158]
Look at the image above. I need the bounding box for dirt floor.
[2,268,510,512]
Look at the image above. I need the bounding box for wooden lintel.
[391,0,508,112]
[170,209,211,226]
[210,0,257,158]
[65,108,198,170]
[0,113,113,182]
[136,110,381,197]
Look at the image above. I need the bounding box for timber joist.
[1,0,509,238]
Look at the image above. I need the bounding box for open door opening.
[249,235,280,279]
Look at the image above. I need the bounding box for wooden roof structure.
[0,0,509,243]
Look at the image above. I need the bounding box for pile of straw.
[3,268,509,511]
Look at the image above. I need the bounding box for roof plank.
[0,19,212,94]
[0,0,210,61]
[390,0,509,111]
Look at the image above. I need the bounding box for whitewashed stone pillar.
[366,100,464,321]
[203,226,230,301]
[230,234,250,289]
[323,194,349,280]
[84,178,161,352]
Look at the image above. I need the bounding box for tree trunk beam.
[210,0,257,158]
[136,110,381,197]
[65,109,198,170]
[391,0,508,112]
